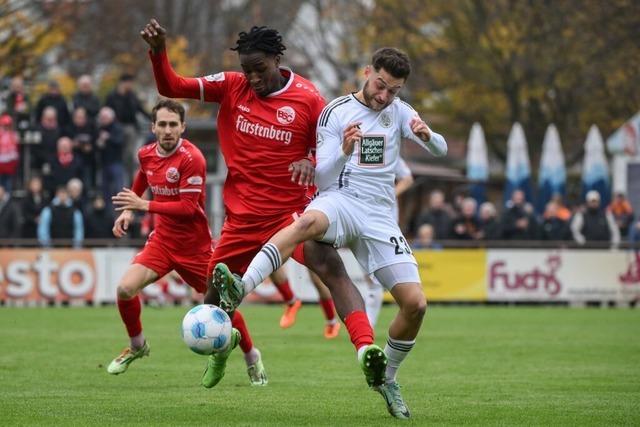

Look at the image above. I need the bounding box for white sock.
[244,347,260,366]
[242,243,282,292]
[384,337,415,384]
[365,285,384,327]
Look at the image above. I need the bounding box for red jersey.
[132,138,212,252]
[150,50,325,222]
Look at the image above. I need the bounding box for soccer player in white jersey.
[214,47,447,419]
[365,157,414,328]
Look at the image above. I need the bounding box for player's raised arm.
[315,107,361,190]
[141,18,204,100]
[398,101,447,157]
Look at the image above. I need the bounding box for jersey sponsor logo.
[238,104,250,113]
[379,111,393,128]
[276,106,296,125]
[187,175,203,185]
[358,135,385,166]
[166,167,180,183]
[236,114,293,145]
[204,72,225,82]
[150,185,180,196]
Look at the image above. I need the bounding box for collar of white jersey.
[266,67,294,97]
[156,138,183,158]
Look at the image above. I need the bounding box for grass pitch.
[0,305,638,426]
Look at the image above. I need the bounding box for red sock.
[319,298,336,321]
[344,310,374,350]
[117,295,142,337]
[231,310,254,354]
[275,280,295,303]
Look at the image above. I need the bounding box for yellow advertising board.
[412,249,487,301]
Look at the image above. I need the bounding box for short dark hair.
[152,99,185,123]
[230,26,286,56]
[371,47,411,80]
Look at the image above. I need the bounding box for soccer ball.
[181,304,232,355]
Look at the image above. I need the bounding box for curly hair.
[230,26,286,56]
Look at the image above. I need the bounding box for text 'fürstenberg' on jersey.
[236,114,293,145]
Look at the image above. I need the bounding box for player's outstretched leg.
[202,327,241,388]
[213,263,245,311]
[374,381,411,419]
[107,340,150,375]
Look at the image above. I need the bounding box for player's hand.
[112,188,150,212]
[140,18,167,54]
[289,158,315,186]
[342,122,362,156]
[410,116,432,142]
[112,210,134,238]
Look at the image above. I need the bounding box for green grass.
[0,305,638,426]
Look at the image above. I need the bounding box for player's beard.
[159,138,179,154]
[362,81,391,111]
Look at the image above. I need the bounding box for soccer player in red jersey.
[107,99,267,387]
[140,19,386,389]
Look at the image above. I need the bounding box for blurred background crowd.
[0,0,638,248]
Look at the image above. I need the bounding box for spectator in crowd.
[84,194,114,240]
[0,114,20,192]
[608,192,634,238]
[551,193,572,221]
[413,223,442,249]
[68,107,97,187]
[451,197,480,240]
[629,217,640,245]
[47,137,83,194]
[34,106,62,169]
[4,76,31,133]
[540,200,572,241]
[105,73,150,177]
[570,190,620,246]
[501,189,539,240]
[0,184,22,239]
[477,201,501,240]
[416,189,452,241]
[67,178,86,213]
[21,176,47,239]
[37,185,83,247]
[35,80,71,130]
[96,106,125,202]
[71,75,101,123]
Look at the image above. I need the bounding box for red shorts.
[208,211,301,276]
[133,233,212,294]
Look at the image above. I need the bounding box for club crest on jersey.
[276,106,296,125]
[379,111,392,128]
[204,72,225,82]
[165,167,180,183]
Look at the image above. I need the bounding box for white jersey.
[394,158,412,180]
[315,94,447,208]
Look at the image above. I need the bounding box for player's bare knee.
[401,292,427,321]
[292,215,320,240]
[116,284,138,300]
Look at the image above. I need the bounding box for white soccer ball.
[181,304,232,355]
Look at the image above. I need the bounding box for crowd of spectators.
[412,188,638,248]
[0,73,151,246]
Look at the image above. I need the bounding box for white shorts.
[306,191,418,278]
